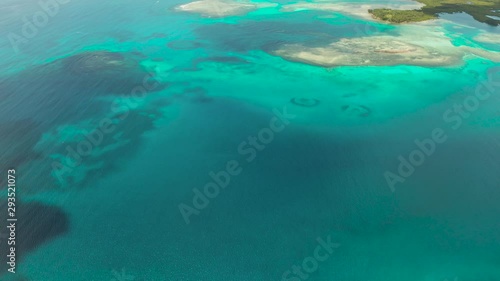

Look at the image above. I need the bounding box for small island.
[369,0,500,25]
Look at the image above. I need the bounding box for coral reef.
[274,36,464,67]
[0,202,69,274]
[175,0,276,18]
[63,51,137,75]
[291,97,321,107]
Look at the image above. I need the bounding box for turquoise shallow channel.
[1,0,500,280]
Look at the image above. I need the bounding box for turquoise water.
[1,0,500,280]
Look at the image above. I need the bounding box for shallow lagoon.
[0,0,500,280]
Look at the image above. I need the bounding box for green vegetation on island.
[369,0,500,25]
[368,8,437,23]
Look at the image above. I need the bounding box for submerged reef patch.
[0,50,161,129]
[181,87,214,103]
[2,50,165,114]
[175,0,276,18]
[62,51,137,75]
[175,56,249,72]
[58,50,171,95]
[167,40,203,50]
[291,97,321,107]
[341,104,372,117]
[48,108,163,190]
[273,32,500,67]
[0,202,69,274]
[274,36,460,67]
[0,50,169,193]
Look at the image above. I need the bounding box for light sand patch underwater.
[274,37,461,67]
[280,0,423,21]
[473,32,500,44]
[175,0,277,18]
[273,25,500,67]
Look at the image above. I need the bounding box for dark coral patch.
[291,97,320,107]
[62,51,137,75]
[0,202,69,273]
[151,32,168,39]
[341,104,371,117]
[173,56,249,72]
[182,87,214,103]
[0,51,169,193]
[167,40,202,50]
[6,50,166,100]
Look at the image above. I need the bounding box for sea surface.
[1,0,500,280]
